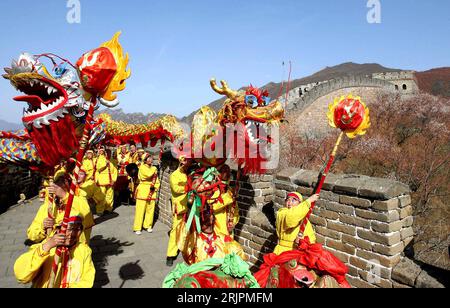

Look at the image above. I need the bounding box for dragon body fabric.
[163,253,260,289]
[165,241,351,289]
[0,32,183,172]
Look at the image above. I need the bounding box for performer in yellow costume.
[166,157,190,266]
[117,145,131,176]
[181,206,247,265]
[81,150,96,185]
[274,192,319,255]
[15,216,95,288]
[94,147,118,215]
[129,144,139,163]
[82,151,105,210]
[133,153,160,234]
[27,173,94,244]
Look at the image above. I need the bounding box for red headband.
[67,216,82,225]
[286,192,302,202]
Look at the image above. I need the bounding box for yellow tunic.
[81,158,95,182]
[76,181,94,200]
[94,155,118,213]
[131,152,140,164]
[170,167,189,216]
[167,167,189,257]
[94,155,118,187]
[14,242,95,288]
[27,196,94,245]
[80,158,104,207]
[133,164,160,231]
[274,200,316,255]
[182,231,247,265]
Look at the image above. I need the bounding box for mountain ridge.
[0,119,22,132]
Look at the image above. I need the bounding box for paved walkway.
[0,198,183,288]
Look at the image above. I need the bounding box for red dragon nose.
[294,270,315,287]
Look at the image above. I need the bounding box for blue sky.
[0,0,449,123]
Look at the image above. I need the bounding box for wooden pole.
[299,132,344,235]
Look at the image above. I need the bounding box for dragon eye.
[245,95,258,108]
[54,63,68,78]
[289,259,297,269]
[262,96,271,105]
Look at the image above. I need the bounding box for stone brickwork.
[154,154,179,227]
[231,172,276,268]
[0,166,41,214]
[372,71,419,94]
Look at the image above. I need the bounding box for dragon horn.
[210,78,238,99]
[99,97,120,108]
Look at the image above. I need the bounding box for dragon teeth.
[33,121,42,129]
[54,97,63,106]
[47,87,57,95]
[47,113,59,122]
[40,103,49,112]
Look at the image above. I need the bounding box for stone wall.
[286,75,394,112]
[232,172,277,267]
[0,166,41,213]
[279,71,419,113]
[372,71,419,94]
[154,154,179,227]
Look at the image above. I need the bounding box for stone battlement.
[372,71,416,81]
[280,70,419,112]
[0,167,41,213]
